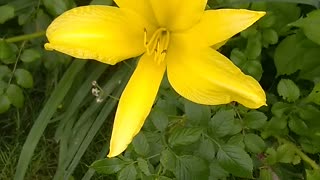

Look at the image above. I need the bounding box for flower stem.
[5,31,46,43]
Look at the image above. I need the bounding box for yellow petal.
[108,54,166,157]
[166,39,266,109]
[114,0,158,26]
[45,5,151,65]
[179,9,265,47]
[149,0,207,31]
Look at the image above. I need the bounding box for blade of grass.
[14,60,87,180]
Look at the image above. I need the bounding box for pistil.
[144,28,170,64]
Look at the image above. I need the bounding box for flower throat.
[144,28,170,64]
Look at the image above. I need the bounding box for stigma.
[144,28,170,64]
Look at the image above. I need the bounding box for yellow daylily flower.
[45,0,267,157]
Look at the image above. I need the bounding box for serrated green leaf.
[14,69,34,88]
[227,134,245,149]
[262,117,288,138]
[244,133,266,153]
[306,169,320,180]
[291,10,320,45]
[197,138,216,161]
[150,109,168,132]
[160,149,176,172]
[0,94,11,114]
[271,102,292,117]
[118,163,137,180]
[20,48,41,63]
[175,155,208,180]
[306,82,320,105]
[132,132,150,156]
[137,158,151,176]
[209,160,229,179]
[168,127,202,147]
[217,145,253,178]
[0,5,15,24]
[90,158,128,174]
[184,99,211,126]
[0,40,14,60]
[277,79,300,102]
[6,84,24,108]
[210,110,235,137]
[244,110,267,129]
[276,144,296,163]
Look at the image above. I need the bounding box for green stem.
[5,31,46,43]
[278,137,320,170]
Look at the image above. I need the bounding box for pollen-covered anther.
[143,28,170,64]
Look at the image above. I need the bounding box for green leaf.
[0,94,11,114]
[244,133,266,153]
[274,33,320,77]
[208,160,229,179]
[259,168,273,180]
[209,109,235,137]
[160,149,176,172]
[175,155,208,180]
[245,35,262,59]
[227,134,245,149]
[262,28,278,45]
[150,109,168,132]
[197,138,216,161]
[0,40,14,60]
[90,158,128,174]
[271,102,292,117]
[276,144,299,164]
[244,110,267,129]
[0,65,11,79]
[262,117,288,138]
[288,116,309,136]
[137,158,151,176]
[184,100,211,126]
[168,127,202,147]
[90,0,113,5]
[230,48,246,67]
[306,82,320,105]
[6,84,24,108]
[217,145,253,178]
[291,10,320,45]
[118,163,137,180]
[258,13,275,29]
[14,69,34,88]
[306,169,320,180]
[0,5,15,24]
[242,60,263,80]
[43,0,75,16]
[277,79,300,102]
[132,132,150,156]
[20,48,42,63]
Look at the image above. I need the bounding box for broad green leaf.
[230,48,246,67]
[6,84,24,108]
[0,65,11,79]
[306,169,320,180]
[274,34,316,76]
[227,134,245,149]
[306,82,320,105]
[20,48,41,63]
[160,149,176,172]
[175,155,208,180]
[150,109,168,132]
[210,110,235,137]
[244,133,266,153]
[277,79,300,102]
[245,34,262,59]
[262,117,288,138]
[208,160,229,179]
[0,40,14,60]
[298,48,320,81]
[271,102,292,117]
[0,5,14,24]
[242,60,263,80]
[90,158,128,174]
[118,163,137,180]
[184,99,211,126]
[217,145,253,178]
[258,13,275,29]
[288,116,309,136]
[0,94,10,114]
[265,148,277,165]
[137,158,151,176]
[291,10,320,45]
[243,110,267,129]
[43,0,75,16]
[132,132,150,156]
[299,137,320,154]
[197,138,216,161]
[276,144,299,164]
[262,28,278,45]
[0,80,7,94]
[14,69,34,88]
[168,127,202,147]
[90,0,113,5]
[259,168,273,180]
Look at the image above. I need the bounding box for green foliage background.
[1,0,320,179]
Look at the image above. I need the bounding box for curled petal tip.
[44,43,53,51]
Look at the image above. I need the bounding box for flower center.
[144,28,170,64]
